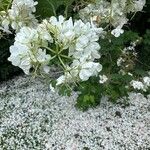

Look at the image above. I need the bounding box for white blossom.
[79,0,146,32]
[48,16,75,49]
[117,57,125,66]
[15,27,39,45]
[128,72,133,76]
[49,84,56,92]
[8,44,31,74]
[143,76,150,87]
[43,65,50,74]
[8,26,52,74]
[9,16,103,85]
[111,27,124,37]
[1,18,10,32]
[130,80,145,91]
[71,59,102,81]
[99,75,108,84]
[0,0,38,32]
[130,75,150,92]
[79,62,102,81]
[56,75,66,85]
[127,0,146,13]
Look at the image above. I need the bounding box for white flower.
[8,44,31,74]
[8,44,51,74]
[143,77,150,87]
[14,26,53,50]
[129,0,146,12]
[46,16,101,58]
[56,75,65,85]
[111,27,124,37]
[36,49,51,64]
[48,16,75,49]
[37,20,53,42]
[43,66,50,74]
[0,12,11,33]
[8,26,51,75]
[128,72,133,76]
[15,27,39,45]
[135,0,146,11]
[0,0,38,32]
[71,60,102,81]
[79,0,145,29]
[1,19,10,31]
[8,15,103,86]
[76,35,89,51]
[49,84,56,92]
[80,62,102,81]
[117,57,125,66]
[99,75,108,84]
[43,16,102,83]
[56,58,102,85]
[130,80,145,91]
[56,66,79,85]
[11,0,38,11]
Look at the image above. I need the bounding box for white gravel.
[0,75,150,150]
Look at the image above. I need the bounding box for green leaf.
[76,94,97,111]
[36,0,57,18]
[36,0,75,18]
[58,84,72,96]
[0,0,12,11]
[75,77,102,111]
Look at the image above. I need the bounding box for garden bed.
[0,75,149,149]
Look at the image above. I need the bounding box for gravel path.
[0,75,150,150]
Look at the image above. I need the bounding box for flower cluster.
[0,0,38,33]
[117,40,139,75]
[8,26,52,74]
[8,15,103,86]
[130,75,150,92]
[79,0,146,36]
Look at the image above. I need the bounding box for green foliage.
[35,0,96,19]
[76,94,96,111]
[74,73,132,110]
[0,0,12,11]
[58,84,72,96]
[75,77,102,111]
[137,30,150,71]
[0,36,21,81]
[130,0,150,35]
[99,31,140,74]
[74,31,141,110]
[36,0,76,19]
[105,74,133,102]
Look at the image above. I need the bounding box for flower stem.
[58,55,66,69]
[43,46,56,54]
[60,54,72,60]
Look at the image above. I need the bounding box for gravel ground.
[0,75,150,150]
